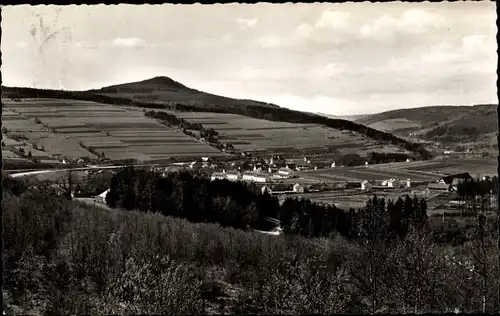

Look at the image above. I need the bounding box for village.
[95,155,492,216]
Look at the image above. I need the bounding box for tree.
[463,214,499,313]
[350,195,391,314]
[61,160,77,200]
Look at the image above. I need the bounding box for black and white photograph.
[1,2,498,314]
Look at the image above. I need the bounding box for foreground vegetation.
[4,171,499,315]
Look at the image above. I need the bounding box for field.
[366,159,497,178]
[298,165,440,183]
[169,111,408,156]
[2,98,227,162]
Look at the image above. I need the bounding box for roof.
[271,184,292,191]
[428,183,450,189]
[441,172,472,184]
[361,180,372,184]
[98,189,110,198]
[254,174,269,178]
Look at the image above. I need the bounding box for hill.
[91,76,282,109]
[357,104,498,146]
[317,113,369,121]
[1,77,432,159]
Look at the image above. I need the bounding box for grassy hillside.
[2,77,432,159]
[357,104,498,145]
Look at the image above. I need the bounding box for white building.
[361,180,373,191]
[211,172,227,181]
[387,178,401,188]
[253,173,269,183]
[95,189,110,204]
[406,158,411,163]
[331,162,336,168]
[278,167,295,178]
[293,183,305,193]
[226,171,241,181]
[365,161,369,167]
[242,171,255,182]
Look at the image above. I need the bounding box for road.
[8,163,159,178]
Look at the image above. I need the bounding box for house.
[261,185,272,195]
[189,161,201,169]
[211,172,227,181]
[253,173,269,183]
[427,182,451,192]
[295,163,311,171]
[278,167,295,178]
[406,158,411,163]
[201,157,210,162]
[405,179,411,188]
[226,170,241,181]
[271,183,293,192]
[242,171,255,182]
[95,189,110,204]
[440,173,472,188]
[365,161,369,167]
[387,178,401,188]
[331,162,336,168]
[451,178,462,191]
[293,183,305,193]
[361,180,373,191]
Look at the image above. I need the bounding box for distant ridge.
[356,104,498,144]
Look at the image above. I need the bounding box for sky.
[1,3,497,116]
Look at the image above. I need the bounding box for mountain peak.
[138,76,187,89]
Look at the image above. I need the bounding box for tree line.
[105,168,430,243]
[368,152,410,164]
[144,110,219,143]
[456,177,499,212]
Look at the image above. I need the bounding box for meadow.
[367,159,497,178]
[170,111,408,156]
[2,98,227,163]
[298,165,439,183]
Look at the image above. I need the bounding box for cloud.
[236,17,258,28]
[307,63,348,79]
[110,37,149,47]
[422,34,496,69]
[314,10,352,30]
[359,8,447,40]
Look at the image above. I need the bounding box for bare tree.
[61,158,78,200]
[349,197,391,314]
